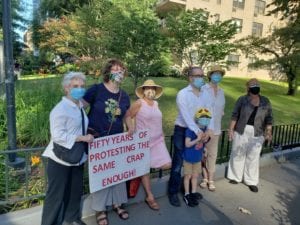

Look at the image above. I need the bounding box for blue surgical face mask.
[70,87,86,100]
[211,72,222,84]
[197,117,210,127]
[193,77,205,89]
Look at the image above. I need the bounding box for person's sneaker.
[168,194,181,207]
[183,194,197,207]
[229,179,238,184]
[248,185,258,192]
[190,192,203,200]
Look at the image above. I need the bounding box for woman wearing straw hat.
[200,65,226,191]
[130,79,171,210]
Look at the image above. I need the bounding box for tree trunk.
[287,78,296,95]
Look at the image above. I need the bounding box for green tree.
[39,0,88,19]
[238,0,300,95]
[0,0,27,57]
[165,9,237,68]
[105,0,171,88]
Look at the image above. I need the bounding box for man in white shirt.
[168,67,211,207]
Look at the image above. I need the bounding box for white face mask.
[144,88,156,100]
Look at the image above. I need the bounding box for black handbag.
[53,108,88,164]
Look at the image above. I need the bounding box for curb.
[1,147,300,225]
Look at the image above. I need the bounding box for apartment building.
[156,0,284,80]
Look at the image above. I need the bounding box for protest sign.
[88,129,150,193]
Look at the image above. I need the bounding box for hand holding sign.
[88,129,150,193]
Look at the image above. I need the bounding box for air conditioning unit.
[232,7,237,12]
[254,13,258,17]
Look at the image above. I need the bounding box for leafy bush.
[55,63,78,74]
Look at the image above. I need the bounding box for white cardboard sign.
[88,129,150,193]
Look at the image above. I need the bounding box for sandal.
[199,179,208,189]
[208,181,216,191]
[96,211,108,225]
[145,198,160,210]
[113,205,129,220]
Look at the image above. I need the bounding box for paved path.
[83,158,300,225]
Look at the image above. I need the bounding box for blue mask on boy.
[197,117,210,127]
[70,87,86,100]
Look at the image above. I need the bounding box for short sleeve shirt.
[183,128,205,163]
[83,83,130,137]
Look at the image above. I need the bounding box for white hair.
[62,71,86,88]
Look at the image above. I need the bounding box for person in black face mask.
[226,78,273,193]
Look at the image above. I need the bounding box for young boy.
[183,108,211,207]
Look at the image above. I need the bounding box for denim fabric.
[231,95,273,136]
[168,125,186,195]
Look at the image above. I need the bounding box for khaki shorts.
[183,160,201,175]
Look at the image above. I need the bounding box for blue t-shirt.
[183,128,206,163]
[83,83,130,137]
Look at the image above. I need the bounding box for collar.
[62,96,83,109]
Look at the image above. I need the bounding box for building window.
[252,22,263,36]
[232,18,243,33]
[233,0,245,10]
[217,0,221,4]
[215,14,220,22]
[189,50,198,65]
[248,57,257,71]
[227,54,240,67]
[254,0,266,16]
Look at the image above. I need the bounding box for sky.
[17,0,34,38]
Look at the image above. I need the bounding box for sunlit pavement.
[83,157,300,225]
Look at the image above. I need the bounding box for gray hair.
[62,71,86,88]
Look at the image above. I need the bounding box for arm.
[185,136,202,148]
[129,100,142,118]
[228,120,237,141]
[264,99,273,142]
[124,110,135,136]
[176,91,202,135]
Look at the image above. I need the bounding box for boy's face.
[197,117,211,127]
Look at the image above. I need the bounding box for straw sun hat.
[207,65,226,78]
[135,79,163,99]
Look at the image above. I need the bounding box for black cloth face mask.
[249,86,260,95]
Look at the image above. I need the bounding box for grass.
[0,75,299,148]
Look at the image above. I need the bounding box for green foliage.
[0,0,27,57]
[103,0,171,87]
[238,21,300,95]
[55,63,77,74]
[165,9,237,67]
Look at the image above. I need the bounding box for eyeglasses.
[249,84,260,88]
[191,74,205,77]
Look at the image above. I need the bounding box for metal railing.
[1,124,300,208]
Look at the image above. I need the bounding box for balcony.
[156,0,186,15]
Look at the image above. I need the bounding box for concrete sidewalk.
[1,151,299,225]
[83,157,300,225]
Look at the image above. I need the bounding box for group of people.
[41,59,273,225]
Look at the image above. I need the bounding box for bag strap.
[80,108,85,135]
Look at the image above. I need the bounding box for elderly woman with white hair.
[41,72,94,225]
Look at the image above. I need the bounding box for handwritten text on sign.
[88,130,150,193]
